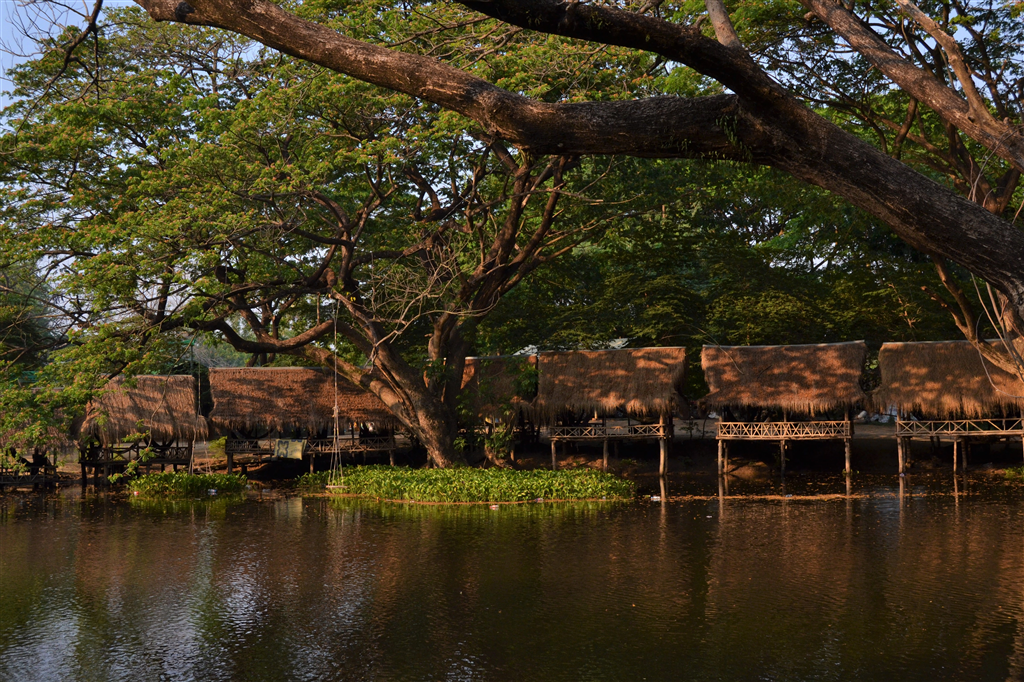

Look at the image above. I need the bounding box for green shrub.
[1006,466,1024,481]
[126,472,248,498]
[318,465,633,502]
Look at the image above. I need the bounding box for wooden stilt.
[953,439,958,473]
[724,441,729,473]
[80,461,87,487]
[389,451,395,466]
[602,438,609,472]
[717,439,724,475]
[780,440,786,475]
[551,439,557,470]
[897,437,905,474]
[659,438,668,476]
[844,439,852,474]
[963,440,969,470]
[227,451,234,474]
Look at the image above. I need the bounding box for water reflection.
[3,485,1024,680]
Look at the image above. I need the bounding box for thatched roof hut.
[535,347,687,422]
[874,340,1024,418]
[77,375,207,445]
[460,355,537,422]
[208,367,393,434]
[702,341,867,414]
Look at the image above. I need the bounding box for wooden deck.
[715,420,853,475]
[894,417,1024,473]
[224,435,400,472]
[548,422,672,475]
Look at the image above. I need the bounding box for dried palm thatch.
[874,340,1024,417]
[535,347,687,423]
[702,341,867,414]
[77,375,207,446]
[460,355,537,422]
[208,367,393,434]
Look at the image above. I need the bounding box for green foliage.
[1005,466,1024,482]
[126,472,248,498]
[313,465,634,502]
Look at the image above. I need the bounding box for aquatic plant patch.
[300,465,634,502]
[126,472,248,498]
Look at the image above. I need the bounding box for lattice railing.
[308,436,397,453]
[550,424,671,440]
[896,418,1024,437]
[717,421,851,440]
[225,439,274,455]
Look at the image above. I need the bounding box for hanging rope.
[328,298,344,487]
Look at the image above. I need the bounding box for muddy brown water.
[3,473,1024,681]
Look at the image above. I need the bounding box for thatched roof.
[702,341,867,414]
[460,355,537,422]
[208,367,393,434]
[77,375,207,446]
[874,340,1024,417]
[535,347,687,422]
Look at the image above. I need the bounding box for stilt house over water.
[874,340,1024,472]
[76,375,207,482]
[702,341,868,475]
[535,347,688,474]
[208,367,397,471]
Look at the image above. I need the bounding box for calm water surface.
[3,475,1024,681]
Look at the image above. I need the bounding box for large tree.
[107,0,1024,365]
[0,9,640,465]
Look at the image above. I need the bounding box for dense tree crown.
[0,0,1021,463]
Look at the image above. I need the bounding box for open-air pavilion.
[702,341,868,475]
[535,347,687,474]
[874,340,1024,472]
[208,367,397,471]
[75,375,207,483]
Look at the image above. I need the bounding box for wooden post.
[952,438,958,473]
[659,413,668,476]
[780,440,786,475]
[897,437,905,474]
[80,461,87,487]
[602,438,609,472]
[717,439,724,475]
[724,441,729,473]
[844,439,852,474]
[389,450,395,466]
[227,451,234,474]
[963,440,969,470]
[551,438,557,470]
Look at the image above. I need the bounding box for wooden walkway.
[895,417,1024,472]
[716,420,853,475]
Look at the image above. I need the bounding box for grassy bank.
[297,465,634,503]
[126,472,248,498]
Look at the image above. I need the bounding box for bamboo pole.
[717,439,723,475]
[659,413,668,476]
[953,438,958,473]
[844,439,852,474]
[551,438,557,470]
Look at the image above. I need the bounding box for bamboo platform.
[0,463,58,488]
[715,420,853,475]
[548,422,672,475]
[894,417,1024,473]
[80,443,193,484]
[224,435,400,472]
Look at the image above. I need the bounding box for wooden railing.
[550,424,671,441]
[717,421,852,440]
[226,436,398,456]
[896,418,1024,437]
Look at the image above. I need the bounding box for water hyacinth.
[298,465,634,503]
[126,472,248,498]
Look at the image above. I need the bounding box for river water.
[3,475,1024,681]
